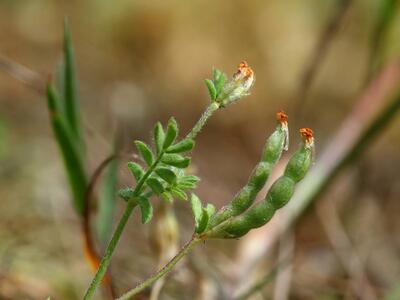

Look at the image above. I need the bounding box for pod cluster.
[202,122,314,239]
[208,112,289,228]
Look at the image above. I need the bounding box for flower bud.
[217,61,255,107]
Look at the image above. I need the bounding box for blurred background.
[1,0,400,299]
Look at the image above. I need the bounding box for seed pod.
[267,176,295,209]
[207,201,276,239]
[206,128,314,239]
[284,128,314,182]
[209,112,289,227]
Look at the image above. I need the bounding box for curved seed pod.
[209,112,289,228]
[206,128,314,239]
[207,201,276,239]
[284,128,314,182]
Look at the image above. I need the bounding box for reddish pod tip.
[237,61,253,79]
[276,111,288,125]
[299,128,314,147]
[233,61,254,88]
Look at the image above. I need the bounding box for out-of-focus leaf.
[385,283,400,300]
[63,19,84,152]
[96,150,118,245]
[47,83,88,215]
[380,0,397,24]
[367,0,398,80]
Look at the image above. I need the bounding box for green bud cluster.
[208,112,289,228]
[205,61,255,107]
[204,127,314,239]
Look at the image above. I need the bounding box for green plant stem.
[117,236,200,300]
[186,102,219,140]
[83,156,161,300]
[84,102,220,299]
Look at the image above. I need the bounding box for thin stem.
[186,102,219,140]
[83,197,137,300]
[117,236,200,300]
[82,154,118,299]
[84,102,220,299]
[83,155,162,300]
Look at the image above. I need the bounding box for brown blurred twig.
[234,60,400,291]
[0,54,45,93]
[233,232,295,300]
[273,231,295,300]
[294,0,352,119]
[235,257,291,300]
[189,251,231,300]
[316,198,377,300]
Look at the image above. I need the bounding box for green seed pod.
[206,128,314,239]
[267,176,295,209]
[284,128,314,182]
[262,112,289,162]
[209,112,289,227]
[207,201,276,239]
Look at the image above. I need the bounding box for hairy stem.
[117,236,200,300]
[186,102,219,140]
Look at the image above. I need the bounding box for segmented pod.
[209,112,289,228]
[206,128,314,239]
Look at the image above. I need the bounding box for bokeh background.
[1,0,400,299]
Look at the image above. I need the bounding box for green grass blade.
[47,83,88,215]
[63,18,84,152]
[96,148,118,246]
[0,118,9,160]
[366,0,398,81]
